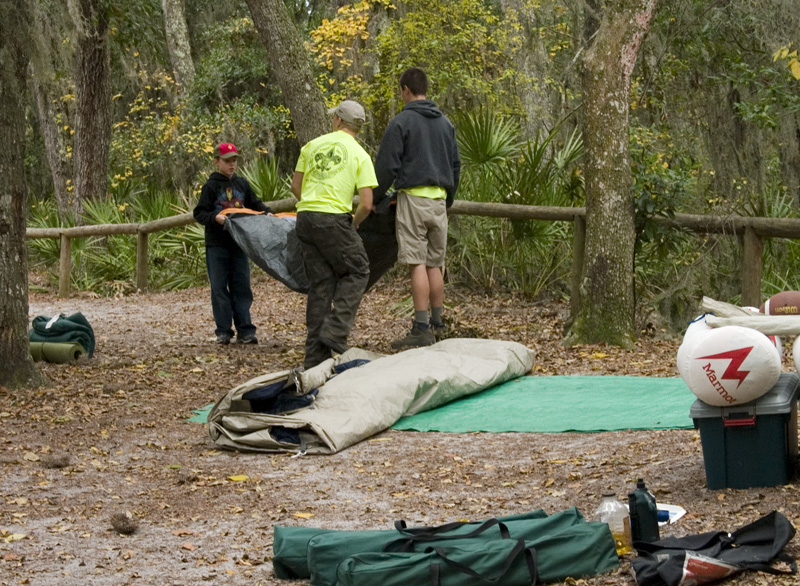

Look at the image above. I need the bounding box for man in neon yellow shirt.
[291,100,376,369]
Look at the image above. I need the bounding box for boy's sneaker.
[391,322,435,350]
[237,334,258,345]
[215,334,232,345]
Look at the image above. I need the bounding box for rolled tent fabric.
[29,342,86,363]
[208,339,536,454]
[224,213,310,294]
[29,312,95,357]
[224,208,399,295]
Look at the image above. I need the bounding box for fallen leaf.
[293,512,315,519]
[182,542,195,551]
[228,475,249,482]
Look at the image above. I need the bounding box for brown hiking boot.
[431,321,447,340]
[391,322,435,350]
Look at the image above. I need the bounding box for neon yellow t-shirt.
[295,131,377,214]
[404,185,446,200]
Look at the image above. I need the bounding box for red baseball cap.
[213,143,238,160]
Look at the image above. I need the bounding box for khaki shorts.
[396,190,448,267]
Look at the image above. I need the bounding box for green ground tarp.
[192,375,697,433]
[391,376,695,433]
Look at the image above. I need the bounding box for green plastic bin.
[690,372,800,490]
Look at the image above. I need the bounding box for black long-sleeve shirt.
[193,172,270,248]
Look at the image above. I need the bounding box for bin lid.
[690,371,800,418]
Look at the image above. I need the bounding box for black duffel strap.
[427,538,538,586]
[743,552,798,576]
[386,518,511,552]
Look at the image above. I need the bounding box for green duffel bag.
[338,538,536,586]
[336,521,619,586]
[308,508,586,586]
[272,508,548,580]
[273,526,337,579]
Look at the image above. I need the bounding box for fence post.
[741,225,762,307]
[58,234,71,298]
[136,231,148,292]
[570,214,585,319]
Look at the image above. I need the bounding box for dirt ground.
[2,273,799,586]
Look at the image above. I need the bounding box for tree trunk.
[778,111,800,206]
[498,0,558,137]
[0,0,49,388]
[565,0,658,348]
[31,67,74,218]
[161,0,195,91]
[699,82,766,202]
[244,0,329,145]
[29,0,76,220]
[70,0,112,214]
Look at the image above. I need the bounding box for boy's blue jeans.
[205,245,256,339]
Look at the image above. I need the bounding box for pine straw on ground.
[1,274,798,586]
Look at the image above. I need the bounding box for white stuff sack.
[679,325,780,406]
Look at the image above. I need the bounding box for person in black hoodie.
[193,143,271,345]
[373,67,461,349]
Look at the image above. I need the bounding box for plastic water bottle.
[594,493,633,555]
[628,478,660,543]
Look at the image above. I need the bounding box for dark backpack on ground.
[631,510,796,586]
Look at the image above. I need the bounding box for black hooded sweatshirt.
[373,99,461,208]
[193,172,270,248]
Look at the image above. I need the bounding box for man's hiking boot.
[391,321,435,350]
[318,335,347,355]
[215,334,232,345]
[237,334,258,345]
[431,321,447,340]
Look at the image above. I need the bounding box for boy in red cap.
[193,143,271,345]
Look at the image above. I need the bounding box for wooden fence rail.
[26,197,800,309]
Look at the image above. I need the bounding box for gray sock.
[414,310,429,325]
[431,306,443,326]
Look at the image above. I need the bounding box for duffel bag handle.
[428,538,538,586]
[386,518,511,552]
[743,552,797,576]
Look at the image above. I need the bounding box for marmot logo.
[697,346,754,388]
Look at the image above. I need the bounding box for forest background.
[13,0,800,337]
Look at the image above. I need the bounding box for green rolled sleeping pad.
[29,342,86,363]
